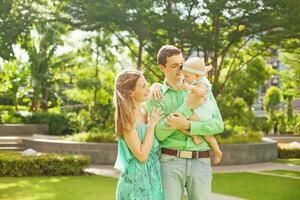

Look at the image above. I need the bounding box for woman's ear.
[129,90,135,98]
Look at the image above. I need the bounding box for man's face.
[159,54,184,82]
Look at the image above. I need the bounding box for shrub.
[62,131,117,143]
[216,124,263,144]
[0,111,24,124]
[250,117,272,134]
[0,151,90,176]
[24,111,80,135]
[278,143,300,158]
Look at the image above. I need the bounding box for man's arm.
[146,99,193,141]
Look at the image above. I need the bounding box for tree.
[230,58,272,113]
[63,0,300,98]
[0,0,43,60]
[264,86,283,134]
[0,61,30,110]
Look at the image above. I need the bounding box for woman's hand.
[165,112,189,130]
[149,83,163,100]
[148,108,164,127]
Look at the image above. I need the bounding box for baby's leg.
[180,129,202,145]
[204,135,222,165]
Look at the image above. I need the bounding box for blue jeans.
[160,154,212,200]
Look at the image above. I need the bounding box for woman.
[113,69,165,200]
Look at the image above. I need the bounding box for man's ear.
[159,64,165,72]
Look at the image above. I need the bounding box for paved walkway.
[84,162,300,200]
[212,162,300,173]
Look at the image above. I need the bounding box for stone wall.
[0,124,48,136]
[23,138,278,165]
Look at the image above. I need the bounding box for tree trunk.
[166,0,174,44]
[137,39,143,70]
[41,86,48,111]
[92,46,100,121]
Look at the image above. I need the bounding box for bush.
[25,111,80,135]
[250,117,272,134]
[62,131,117,143]
[278,143,300,158]
[216,124,263,144]
[0,151,90,176]
[0,111,24,124]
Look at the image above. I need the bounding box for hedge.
[278,144,300,158]
[0,151,90,176]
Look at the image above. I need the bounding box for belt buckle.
[178,151,193,159]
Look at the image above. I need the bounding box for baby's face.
[183,71,198,84]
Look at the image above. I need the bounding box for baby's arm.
[184,82,207,110]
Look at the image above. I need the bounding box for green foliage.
[249,117,272,135]
[219,97,249,127]
[0,0,43,60]
[64,0,300,96]
[264,86,283,112]
[229,58,273,108]
[217,124,263,144]
[0,151,90,176]
[0,111,24,124]
[24,111,80,135]
[62,131,117,143]
[264,86,284,134]
[278,144,300,158]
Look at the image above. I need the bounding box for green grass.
[0,173,299,200]
[262,170,300,178]
[0,175,117,200]
[274,158,300,166]
[213,172,300,200]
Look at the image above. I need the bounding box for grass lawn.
[213,172,300,200]
[0,173,299,200]
[0,175,117,200]
[262,170,300,178]
[274,158,300,166]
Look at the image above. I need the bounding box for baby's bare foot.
[213,150,222,165]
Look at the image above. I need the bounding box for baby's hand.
[183,83,195,91]
[149,83,163,100]
[194,83,208,97]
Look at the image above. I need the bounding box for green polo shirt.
[146,81,224,151]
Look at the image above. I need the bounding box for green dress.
[114,123,165,200]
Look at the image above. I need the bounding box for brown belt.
[161,148,210,159]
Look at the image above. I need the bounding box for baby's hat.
[181,57,212,75]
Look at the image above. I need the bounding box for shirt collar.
[161,79,170,94]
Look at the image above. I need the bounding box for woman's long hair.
[113,70,142,137]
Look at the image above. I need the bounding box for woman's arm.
[123,124,156,163]
[123,108,162,163]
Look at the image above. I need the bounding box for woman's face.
[132,75,149,103]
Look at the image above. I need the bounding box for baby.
[180,57,222,164]
[149,57,223,164]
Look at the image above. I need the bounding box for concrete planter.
[23,137,278,165]
[264,135,300,143]
[0,124,48,136]
[23,139,117,164]
[215,138,278,165]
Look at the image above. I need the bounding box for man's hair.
[157,45,182,66]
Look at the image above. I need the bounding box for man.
[147,45,224,200]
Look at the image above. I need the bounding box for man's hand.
[165,112,190,130]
